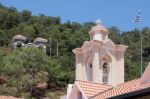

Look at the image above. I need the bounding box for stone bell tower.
[72,20,128,86]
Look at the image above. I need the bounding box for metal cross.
[96,19,102,25]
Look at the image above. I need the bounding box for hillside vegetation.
[0,3,150,98]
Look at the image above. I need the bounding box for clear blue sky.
[0,0,150,31]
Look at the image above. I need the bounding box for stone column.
[92,47,102,83]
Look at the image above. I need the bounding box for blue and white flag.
[134,10,141,22]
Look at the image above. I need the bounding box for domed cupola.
[89,20,109,41]
[12,34,27,49]
[34,37,48,52]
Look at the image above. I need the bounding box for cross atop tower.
[96,19,102,25]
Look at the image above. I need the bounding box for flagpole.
[134,10,142,77]
[138,10,143,77]
[139,10,143,77]
[140,22,143,77]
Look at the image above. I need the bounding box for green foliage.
[0,48,50,97]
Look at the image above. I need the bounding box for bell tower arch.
[102,55,111,84]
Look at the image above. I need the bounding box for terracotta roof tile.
[73,63,150,99]
[76,79,150,99]
[93,79,150,99]
[76,80,113,98]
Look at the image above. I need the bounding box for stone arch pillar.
[92,45,101,83]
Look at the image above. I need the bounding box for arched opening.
[103,62,109,84]
[89,64,92,68]
[17,43,22,48]
[36,44,46,52]
[16,41,23,48]
[38,44,44,50]
[102,55,111,84]
[25,43,35,48]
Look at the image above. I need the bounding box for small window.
[90,64,92,68]
[102,35,105,40]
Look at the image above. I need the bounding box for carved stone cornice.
[115,45,128,52]
[72,48,82,55]
[100,40,128,52]
[89,40,103,50]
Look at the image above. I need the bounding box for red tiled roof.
[76,80,113,98]
[73,63,150,99]
[94,79,150,99]
[76,79,150,99]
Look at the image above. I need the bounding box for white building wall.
[67,84,73,99]
[92,50,102,83]
[86,64,93,81]
[82,63,87,81]
[115,52,125,84]
[76,54,83,80]
[93,32,102,41]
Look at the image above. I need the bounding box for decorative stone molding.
[72,48,82,55]
[115,45,128,52]
[25,43,36,48]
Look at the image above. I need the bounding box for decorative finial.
[96,19,102,25]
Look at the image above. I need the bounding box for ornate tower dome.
[89,20,109,41]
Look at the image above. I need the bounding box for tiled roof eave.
[76,80,113,98]
[108,86,150,99]
[89,87,114,99]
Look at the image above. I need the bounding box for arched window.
[102,55,111,84]
[90,64,92,68]
[103,62,109,84]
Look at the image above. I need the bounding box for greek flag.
[134,10,141,22]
